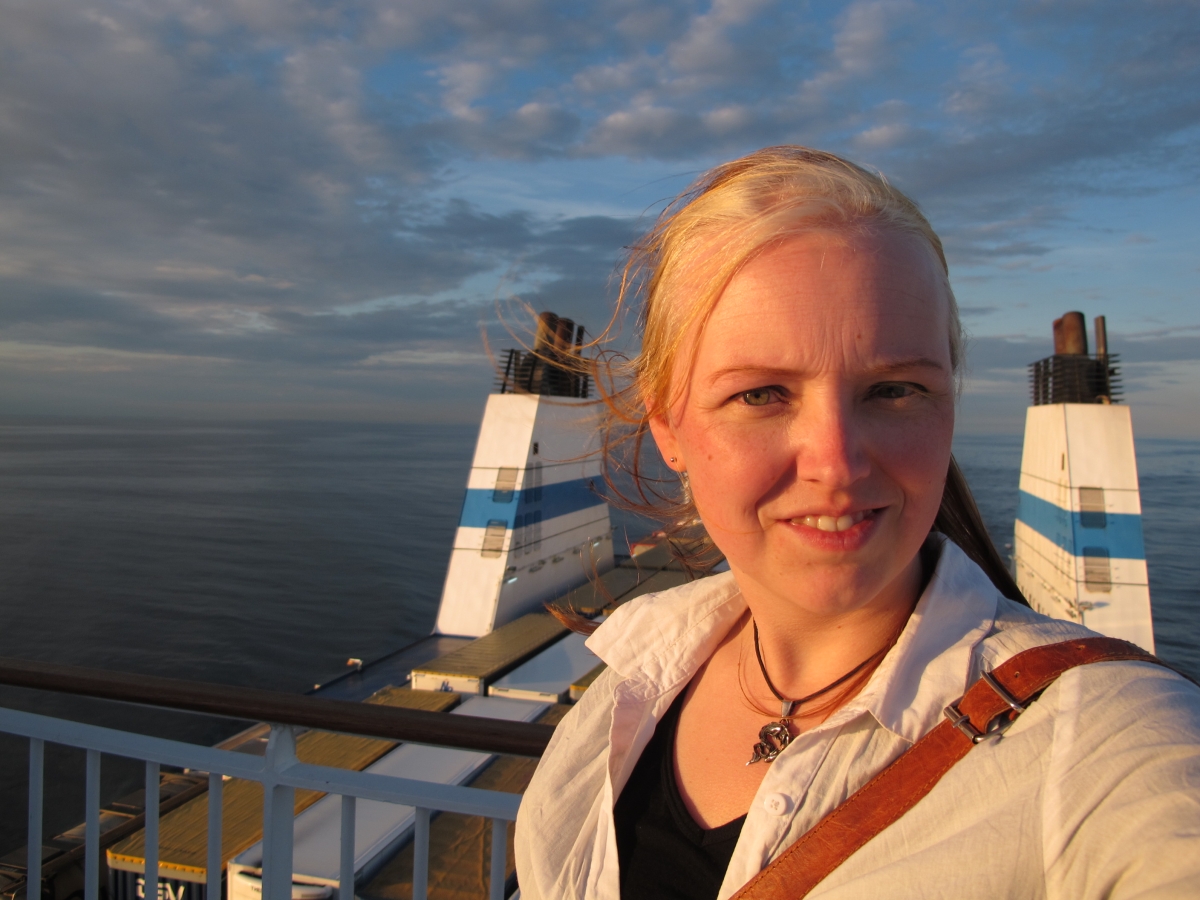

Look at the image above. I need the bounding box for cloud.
[943,43,1011,116]
[0,194,637,376]
[802,0,918,95]
[1116,327,1200,363]
[666,0,780,79]
[0,0,1197,420]
[359,349,489,367]
[853,122,913,151]
[0,341,217,374]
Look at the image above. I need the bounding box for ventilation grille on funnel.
[1029,354,1122,406]
[494,311,591,398]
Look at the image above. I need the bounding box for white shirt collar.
[587,540,1001,744]
[587,569,747,696]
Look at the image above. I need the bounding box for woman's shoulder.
[969,596,1200,751]
[975,595,1195,696]
[975,595,1095,664]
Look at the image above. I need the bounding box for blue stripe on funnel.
[1016,490,1145,560]
[457,477,605,529]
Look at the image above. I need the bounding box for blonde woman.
[514,147,1200,899]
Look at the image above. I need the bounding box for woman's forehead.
[689,230,952,376]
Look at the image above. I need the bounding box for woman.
[514,147,1200,899]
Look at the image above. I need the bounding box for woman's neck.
[735,551,925,702]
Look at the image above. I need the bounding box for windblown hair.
[567,146,1025,626]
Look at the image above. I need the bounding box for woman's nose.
[792,396,870,488]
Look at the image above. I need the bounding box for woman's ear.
[647,411,684,472]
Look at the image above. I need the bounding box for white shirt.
[515,540,1200,899]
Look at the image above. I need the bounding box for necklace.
[746,621,888,765]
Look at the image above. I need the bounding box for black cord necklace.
[746,621,888,765]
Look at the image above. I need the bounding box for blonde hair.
[579,146,1026,614]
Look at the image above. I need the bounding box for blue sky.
[0,0,1197,434]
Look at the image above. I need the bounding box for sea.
[0,420,1196,857]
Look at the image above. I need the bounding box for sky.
[0,0,1197,435]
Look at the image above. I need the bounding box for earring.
[669,457,677,463]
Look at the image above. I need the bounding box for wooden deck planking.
[551,566,645,613]
[410,614,567,684]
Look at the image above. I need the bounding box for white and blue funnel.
[434,313,614,637]
[1012,312,1154,651]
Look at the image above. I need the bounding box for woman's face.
[649,229,955,620]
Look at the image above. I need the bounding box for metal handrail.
[0,656,556,757]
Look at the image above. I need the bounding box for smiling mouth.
[789,509,876,533]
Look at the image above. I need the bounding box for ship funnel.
[1013,310,1153,652]
[436,310,612,636]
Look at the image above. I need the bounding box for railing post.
[411,808,429,900]
[261,725,296,900]
[144,762,160,900]
[489,818,507,900]
[207,773,223,900]
[338,796,355,900]
[85,750,100,900]
[27,738,43,900]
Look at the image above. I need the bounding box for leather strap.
[729,637,1165,900]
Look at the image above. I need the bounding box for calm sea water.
[0,420,1196,855]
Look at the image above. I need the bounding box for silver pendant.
[746,719,792,765]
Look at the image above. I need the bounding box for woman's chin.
[716,515,925,619]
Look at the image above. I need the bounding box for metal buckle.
[943,702,1014,743]
[980,669,1027,713]
[943,668,1025,744]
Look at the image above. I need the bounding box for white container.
[488,632,601,703]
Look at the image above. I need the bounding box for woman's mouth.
[788,509,875,533]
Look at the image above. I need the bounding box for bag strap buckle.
[943,667,1028,744]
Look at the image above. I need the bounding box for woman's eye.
[872,383,922,400]
[740,388,776,406]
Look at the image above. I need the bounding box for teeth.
[791,511,868,532]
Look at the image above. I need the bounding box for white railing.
[2,705,522,900]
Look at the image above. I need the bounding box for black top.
[614,691,747,900]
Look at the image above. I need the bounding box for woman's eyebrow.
[706,357,946,384]
[864,356,947,375]
[705,365,799,384]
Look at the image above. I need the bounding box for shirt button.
[763,793,792,816]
